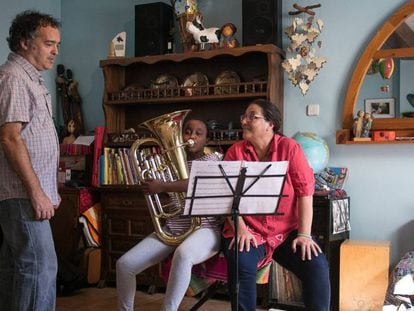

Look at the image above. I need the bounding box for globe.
[292,132,329,174]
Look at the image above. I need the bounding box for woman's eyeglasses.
[240,113,265,122]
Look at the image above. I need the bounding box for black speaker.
[135,2,173,57]
[242,0,282,47]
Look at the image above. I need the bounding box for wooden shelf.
[336,118,414,144]
[100,44,284,67]
[337,138,414,145]
[105,82,267,105]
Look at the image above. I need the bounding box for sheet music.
[241,161,288,214]
[183,160,288,216]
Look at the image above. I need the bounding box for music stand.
[183,161,288,311]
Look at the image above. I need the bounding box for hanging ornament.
[283,3,326,96]
[378,57,394,79]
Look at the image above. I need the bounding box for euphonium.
[129,109,201,245]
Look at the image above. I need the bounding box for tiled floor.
[56,286,269,310]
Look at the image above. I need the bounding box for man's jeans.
[0,199,57,311]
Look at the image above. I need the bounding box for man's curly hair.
[7,10,60,53]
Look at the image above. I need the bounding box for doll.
[219,23,238,48]
[352,110,364,138]
[62,119,78,144]
[361,112,373,138]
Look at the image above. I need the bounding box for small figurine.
[219,23,238,48]
[186,14,220,50]
[56,65,85,136]
[352,110,364,138]
[361,112,373,138]
[108,31,126,58]
[61,119,79,144]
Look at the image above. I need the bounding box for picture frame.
[364,98,396,118]
[331,198,351,234]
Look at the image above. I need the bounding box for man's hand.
[31,190,55,220]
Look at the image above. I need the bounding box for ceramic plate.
[214,70,240,95]
[183,72,209,96]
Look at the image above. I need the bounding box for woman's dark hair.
[250,99,282,134]
[7,10,60,53]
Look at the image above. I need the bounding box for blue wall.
[1,0,413,266]
[0,0,61,117]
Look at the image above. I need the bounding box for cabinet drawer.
[108,215,152,238]
[102,192,146,209]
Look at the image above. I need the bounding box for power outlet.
[307,104,320,116]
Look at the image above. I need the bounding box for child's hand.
[141,179,165,195]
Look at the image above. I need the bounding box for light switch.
[307,104,320,116]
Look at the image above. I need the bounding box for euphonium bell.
[129,109,201,245]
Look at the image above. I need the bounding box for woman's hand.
[291,235,322,261]
[141,179,165,195]
[228,222,258,252]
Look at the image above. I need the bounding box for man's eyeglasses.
[240,113,265,122]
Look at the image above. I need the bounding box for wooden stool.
[340,239,390,310]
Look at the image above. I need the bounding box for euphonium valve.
[130,110,201,245]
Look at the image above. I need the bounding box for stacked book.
[99,146,160,185]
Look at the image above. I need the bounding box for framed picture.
[364,98,396,118]
[331,197,351,234]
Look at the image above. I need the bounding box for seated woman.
[222,99,331,311]
[116,119,222,311]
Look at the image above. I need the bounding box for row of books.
[99,146,161,185]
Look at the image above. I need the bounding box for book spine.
[115,153,124,184]
[108,148,115,185]
[121,148,134,185]
[118,149,130,185]
[103,147,110,185]
[99,154,105,186]
[128,148,139,184]
[91,126,105,187]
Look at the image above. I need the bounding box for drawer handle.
[122,200,133,206]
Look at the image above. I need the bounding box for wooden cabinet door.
[51,188,81,260]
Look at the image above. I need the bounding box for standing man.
[0,10,61,310]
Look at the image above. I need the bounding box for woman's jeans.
[0,199,57,311]
[223,230,331,311]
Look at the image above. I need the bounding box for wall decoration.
[282,3,327,95]
[378,57,395,79]
[364,98,396,118]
